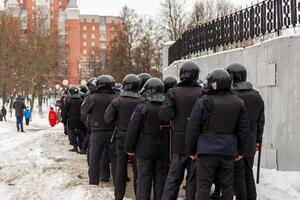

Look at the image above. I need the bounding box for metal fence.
[169,0,300,65]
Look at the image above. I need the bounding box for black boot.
[69,147,78,152]
[78,149,86,154]
[210,192,221,200]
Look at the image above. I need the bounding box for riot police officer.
[125,78,169,200]
[104,74,143,200]
[162,76,178,162]
[138,73,152,91]
[65,86,85,152]
[163,76,177,93]
[79,85,89,99]
[81,77,97,155]
[227,63,265,200]
[81,75,118,185]
[160,61,203,200]
[185,68,250,200]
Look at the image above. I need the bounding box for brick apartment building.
[4,0,121,83]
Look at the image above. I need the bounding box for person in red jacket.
[48,107,58,127]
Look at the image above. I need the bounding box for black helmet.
[123,74,140,92]
[86,77,97,92]
[138,73,152,90]
[226,63,247,84]
[68,85,79,95]
[79,85,88,94]
[107,75,116,87]
[206,68,232,91]
[180,61,200,81]
[163,76,177,93]
[96,75,114,90]
[142,78,165,102]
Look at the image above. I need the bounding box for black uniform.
[125,100,169,200]
[186,91,250,200]
[65,94,85,151]
[81,89,118,185]
[160,80,203,200]
[104,91,143,200]
[232,82,265,200]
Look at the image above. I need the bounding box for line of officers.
[59,61,265,200]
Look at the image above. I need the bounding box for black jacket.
[81,89,118,133]
[186,92,250,157]
[65,94,84,129]
[1,106,7,116]
[232,82,265,157]
[13,97,26,117]
[125,100,169,160]
[159,80,203,154]
[104,91,143,146]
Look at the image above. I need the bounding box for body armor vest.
[232,89,263,130]
[173,87,203,132]
[117,96,143,130]
[203,94,242,134]
[90,92,117,130]
[143,101,169,140]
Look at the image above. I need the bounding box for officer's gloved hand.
[127,152,135,157]
[235,155,243,161]
[189,155,197,160]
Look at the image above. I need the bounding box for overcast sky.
[0,0,259,15]
[76,0,256,16]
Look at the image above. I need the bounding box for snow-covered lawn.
[0,117,300,200]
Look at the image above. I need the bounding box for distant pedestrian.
[24,107,31,126]
[1,105,7,121]
[48,107,58,127]
[13,95,26,132]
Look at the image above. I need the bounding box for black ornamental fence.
[168,0,300,65]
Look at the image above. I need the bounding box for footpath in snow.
[0,117,300,200]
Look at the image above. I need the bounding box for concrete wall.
[164,35,300,171]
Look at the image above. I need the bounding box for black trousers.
[136,158,168,200]
[162,154,196,200]
[100,148,111,180]
[88,132,116,185]
[68,128,84,150]
[114,145,138,200]
[196,154,234,200]
[234,157,257,200]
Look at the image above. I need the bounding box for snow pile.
[257,168,300,200]
[0,121,115,200]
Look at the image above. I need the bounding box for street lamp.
[62,80,69,87]
[80,80,87,86]
[55,84,60,99]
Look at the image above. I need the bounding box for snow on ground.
[0,119,116,200]
[0,115,300,200]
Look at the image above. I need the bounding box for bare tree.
[189,0,235,28]
[86,47,106,77]
[160,0,187,41]
[133,18,163,75]
[0,12,22,107]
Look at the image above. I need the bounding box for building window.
[82,26,87,30]
[82,34,87,39]
[83,50,87,55]
[91,34,95,39]
[100,42,106,49]
[91,42,96,46]
[92,26,96,31]
[83,42,87,46]
[92,19,95,22]
[100,33,106,40]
